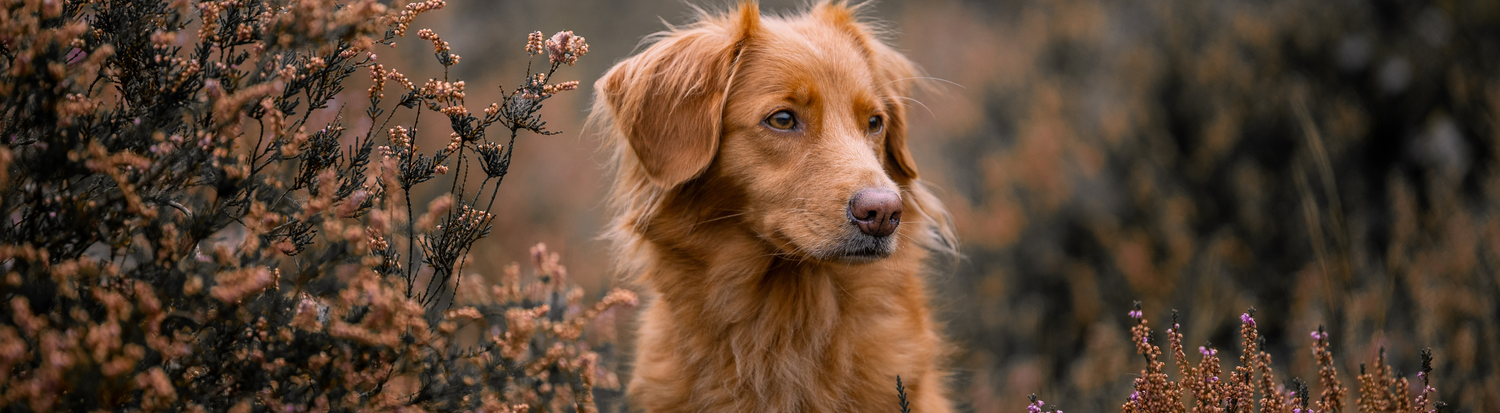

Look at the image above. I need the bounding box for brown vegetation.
[0,0,632,411]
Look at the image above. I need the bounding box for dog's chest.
[636,265,918,412]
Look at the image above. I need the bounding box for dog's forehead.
[740,18,878,95]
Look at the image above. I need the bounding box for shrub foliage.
[0,0,632,411]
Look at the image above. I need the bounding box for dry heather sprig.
[1058,304,1447,413]
[388,0,444,37]
[1311,327,1347,413]
[1124,302,1183,413]
[527,30,546,55]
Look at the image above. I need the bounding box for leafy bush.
[0,0,632,411]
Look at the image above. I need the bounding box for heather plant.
[917,0,1500,409]
[0,0,633,411]
[1037,303,1449,413]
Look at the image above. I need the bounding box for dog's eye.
[867,115,884,134]
[765,110,797,131]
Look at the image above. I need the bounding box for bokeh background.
[375,0,1500,411]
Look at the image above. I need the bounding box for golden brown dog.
[591,2,956,411]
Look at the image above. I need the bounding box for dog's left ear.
[597,3,760,188]
[815,2,922,181]
[874,44,922,181]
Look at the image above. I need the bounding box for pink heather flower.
[1128,310,1142,319]
[1240,313,1254,325]
[546,31,572,63]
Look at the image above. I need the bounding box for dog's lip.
[830,241,894,261]
[837,249,890,260]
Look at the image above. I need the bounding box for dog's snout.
[849,188,902,237]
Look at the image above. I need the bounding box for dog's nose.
[849,188,902,237]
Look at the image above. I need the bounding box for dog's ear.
[874,45,922,181]
[597,3,759,188]
[815,2,922,181]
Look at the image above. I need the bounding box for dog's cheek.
[762,208,840,257]
[769,188,856,257]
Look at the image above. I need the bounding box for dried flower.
[526,31,545,55]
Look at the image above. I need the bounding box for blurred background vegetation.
[384,0,1500,411]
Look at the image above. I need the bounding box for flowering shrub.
[922,0,1500,409]
[1027,304,1446,413]
[0,0,632,411]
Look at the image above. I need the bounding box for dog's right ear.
[597,3,759,188]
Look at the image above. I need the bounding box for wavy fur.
[590,2,956,411]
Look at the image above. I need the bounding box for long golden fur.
[590,2,957,411]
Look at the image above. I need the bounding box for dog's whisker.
[883,76,965,90]
[896,95,937,119]
[786,208,833,219]
[697,210,751,225]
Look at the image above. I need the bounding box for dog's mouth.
[828,232,897,261]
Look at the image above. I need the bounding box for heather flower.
[1112,303,1443,413]
[209,267,274,304]
[527,30,546,55]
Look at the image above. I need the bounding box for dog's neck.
[636,195,921,333]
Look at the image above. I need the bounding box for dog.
[591,2,956,411]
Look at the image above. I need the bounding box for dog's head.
[596,1,950,262]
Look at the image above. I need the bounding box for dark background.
[372,0,1500,411]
